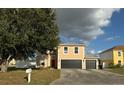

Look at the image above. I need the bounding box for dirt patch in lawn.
[0,68,60,85]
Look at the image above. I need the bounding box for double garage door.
[61,60,96,69]
[61,60,82,69]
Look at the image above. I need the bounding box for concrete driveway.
[50,69,124,85]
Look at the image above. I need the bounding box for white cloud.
[105,36,121,41]
[56,8,120,44]
[90,50,95,54]
[97,50,102,54]
[86,48,96,55]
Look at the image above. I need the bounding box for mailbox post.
[26,68,32,83]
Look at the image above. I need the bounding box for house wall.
[100,50,113,63]
[9,58,16,66]
[57,44,85,69]
[44,54,51,67]
[58,45,85,59]
[113,50,124,65]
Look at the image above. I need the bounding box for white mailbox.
[26,68,32,73]
[26,68,32,83]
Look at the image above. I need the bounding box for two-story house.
[99,45,124,67]
[57,44,99,69]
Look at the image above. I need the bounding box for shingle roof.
[100,45,124,54]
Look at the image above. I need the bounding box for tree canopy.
[0,8,59,60]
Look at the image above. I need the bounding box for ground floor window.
[118,60,121,65]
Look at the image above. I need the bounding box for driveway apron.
[50,69,124,85]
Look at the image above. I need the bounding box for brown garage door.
[86,60,96,69]
[61,60,82,69]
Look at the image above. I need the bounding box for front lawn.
[106,67,124,75]
[0,68,60,85]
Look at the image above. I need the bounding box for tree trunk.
[36,51,41,68]
[1,55,11,72]
[1,60,8,72]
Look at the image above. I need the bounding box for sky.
[55,8,124,55]
[89,9,124,53]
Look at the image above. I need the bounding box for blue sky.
[57,9,123,54]
[89,9,124,53]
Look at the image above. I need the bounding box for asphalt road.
[50,69,124,85]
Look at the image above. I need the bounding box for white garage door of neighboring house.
[86,60,96,69]
[61,60,82,69]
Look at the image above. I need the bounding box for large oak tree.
[0,9,59,72]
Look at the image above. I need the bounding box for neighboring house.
[11,54,51,68]
[9,58,16,67]
[99,45,124,67]
[0,58,16,67]
[57,44,99,69]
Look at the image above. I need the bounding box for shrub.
[120,65,124,68]
[115,64,121,68]
[108,63,114,68]
[108,62,121,68]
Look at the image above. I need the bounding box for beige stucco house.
[57,44,99,69]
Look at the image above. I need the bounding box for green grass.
[106,67,124,75]
[0,68,60,85]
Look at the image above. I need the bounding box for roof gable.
[100,45,124,54]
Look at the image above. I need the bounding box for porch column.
[82,59,86,69]
[47,54,51,67]
[57,55,61,69]
[44,58,48,68]
[96,59,99,70]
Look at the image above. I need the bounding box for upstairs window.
[74,47,78,54]
[64,47,68,54]
[118,50,122,56]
